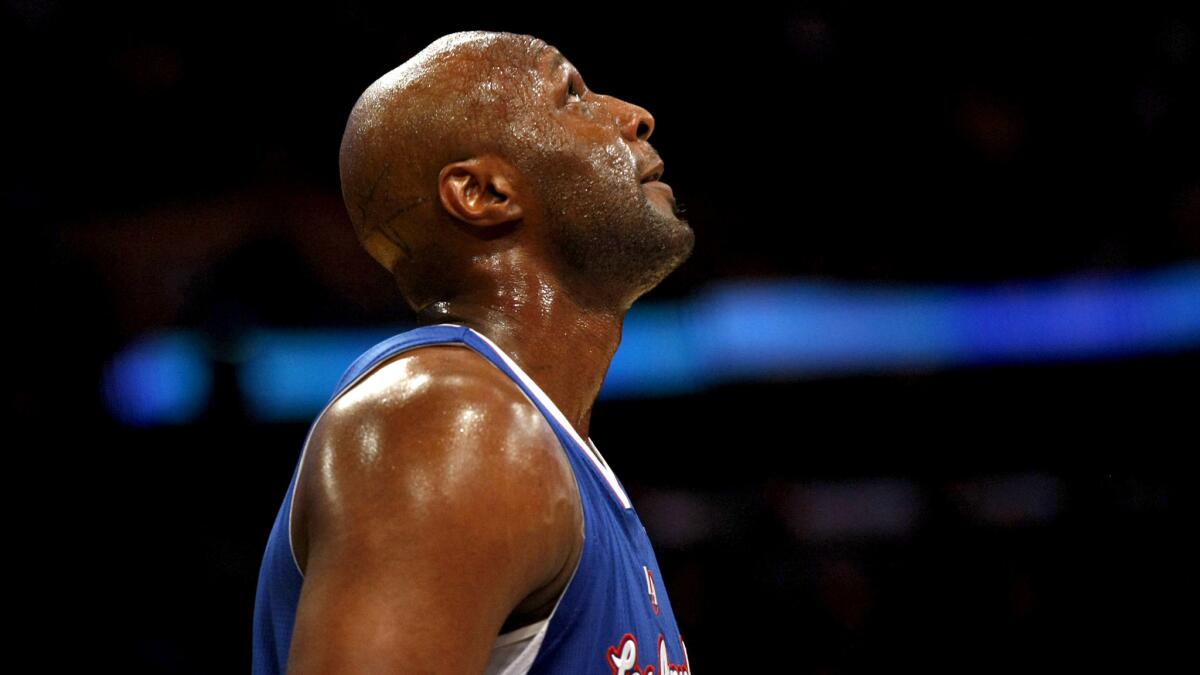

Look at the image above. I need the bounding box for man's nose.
[615,100,655,143]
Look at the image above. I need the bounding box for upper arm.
[286,347,579,674]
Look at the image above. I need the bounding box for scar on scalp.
[357,161,392,228]
[358,161,424,260]
[375,197,428,260]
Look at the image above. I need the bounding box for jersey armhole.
[452,337,591,667]
[488,497,587,673]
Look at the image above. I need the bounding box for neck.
[414,290,624,441]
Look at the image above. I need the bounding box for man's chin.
[656,221,696,274]
[676,225,696,264]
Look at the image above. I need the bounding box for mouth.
[638,161,665,185]
[642,179,672,192]
[642,179,675,202]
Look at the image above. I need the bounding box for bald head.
[338,32,548,289]
[339,30,693,315]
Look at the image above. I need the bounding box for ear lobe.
[438,158,524,227]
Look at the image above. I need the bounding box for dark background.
[8,2,1193,672]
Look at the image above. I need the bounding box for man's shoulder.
[322,342,549,446]
[292,342,580,578]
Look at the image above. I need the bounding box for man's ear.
[437,156,525,227]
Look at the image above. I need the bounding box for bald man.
[251,30,695,675]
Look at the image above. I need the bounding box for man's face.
[511,41,695,302]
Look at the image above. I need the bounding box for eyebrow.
[541,47,567,75]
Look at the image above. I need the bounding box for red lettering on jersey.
[606,632,691,675]
[607,633,653,675]
[657,634,690,675]
[644,565,661,616]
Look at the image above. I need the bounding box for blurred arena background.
[8,3,1193,672]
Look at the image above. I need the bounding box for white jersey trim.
[494,617,549,648]
[462,325,634,510]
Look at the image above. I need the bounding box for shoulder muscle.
[287,345,579,674]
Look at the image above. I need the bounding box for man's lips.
[642,180,674,199]
[639,160,665,184]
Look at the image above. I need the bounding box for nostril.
[636,120,651,140]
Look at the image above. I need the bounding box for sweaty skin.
[287,30,694,673]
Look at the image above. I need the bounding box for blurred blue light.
[236,328,400,422]
[600,304,708,398]
[101,331,212,426]
[660,262,1200,379]
[103,262,1200,424]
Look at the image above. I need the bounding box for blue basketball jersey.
[252,322,693,674]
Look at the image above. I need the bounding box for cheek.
[506,116,564,159]
[585,141,638,185]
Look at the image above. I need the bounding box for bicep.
[287,520,506,674]
[285,368,575,674]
